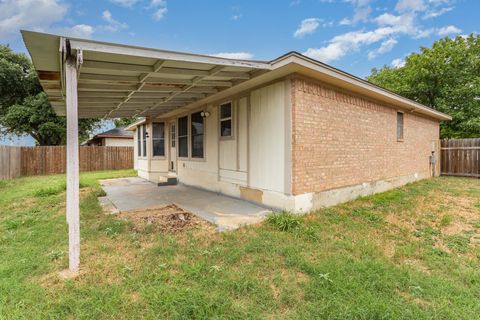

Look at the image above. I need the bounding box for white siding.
[237,97,248,172]
[104,137,133,147]
[249,82,285,193]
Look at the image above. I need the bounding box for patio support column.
[65,54,80,273]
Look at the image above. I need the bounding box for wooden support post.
[65,55,80,273]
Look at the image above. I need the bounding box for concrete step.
[158,176,178,186]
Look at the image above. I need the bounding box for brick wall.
[291,76,440,195]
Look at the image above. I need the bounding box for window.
[171,123,176,148]
[152,122,165,157]
[178,116,188,157]
[220,102,232,137]
[191,112,204,158]
[397,112,404,141]
[142,124,147,157]
[137,126,141,157]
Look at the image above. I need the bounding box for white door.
[169,121,177,172]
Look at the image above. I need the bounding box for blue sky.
[0,0,478,145]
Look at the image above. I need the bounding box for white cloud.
[294,18,321,38]
[303,21,414,63]
[210,52,254,60]
[149,0,168,20]
[101,10,128,32]
[304,0,459,63]
[368,38,398,59]
[374,12,415,29]
[0,0,67,38]
[340,0,372,25]
[395,0,426,13]
[422,6,453,19]
[437,25,461,36]
[60,24,95,38]
[108,0,140,7]
[391,58,406,68]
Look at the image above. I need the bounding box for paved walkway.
[100,177,271,231]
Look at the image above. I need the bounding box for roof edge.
[125,119,146,131]
[270,52,452,121]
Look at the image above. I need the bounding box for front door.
[169,121,177,172]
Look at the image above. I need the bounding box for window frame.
[137,126,141,157]
[177,115,189,159]
[396,111,404,141]
[142,124,147,157]
[152,122,166,158]
[219,101,234,139]
[190,111,205,159]
[171,122,176,148]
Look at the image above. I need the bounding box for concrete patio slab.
[100,177,271,231]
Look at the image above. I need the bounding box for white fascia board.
[68,39,272,70]
[271,53,452,121]
[125,118,146,131]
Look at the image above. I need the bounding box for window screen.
[152,123,165,157]
[397,112,404,140]
[191,112,204,158]
[178,116,188,157]
[220,102,232,137]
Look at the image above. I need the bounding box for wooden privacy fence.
[0,145,133,180]
[441,138,480,178]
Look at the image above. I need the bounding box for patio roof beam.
[105,59,167,118]
[138,65,226,117]
[78,74,233,87]
[81,61,251,79]
[68,38,273,69]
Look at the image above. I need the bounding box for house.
[83,127,133,146]
[22,30,451,214]
[22,30,450,272]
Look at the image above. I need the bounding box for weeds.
[267,211,302,231]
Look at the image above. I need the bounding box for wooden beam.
[80,73,233,87]
[38,70,61,81]
[139,65,225,117]
[65,55,80,274]
[69,38,272,69]
[82,60,152,73]
[78,91,129,98]
[81,60,251,79]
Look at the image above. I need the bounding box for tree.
[0,45,102,145]
[367,34,480,138]
[114,117,139,128]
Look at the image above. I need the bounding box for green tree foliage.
[114,117,139,128]
[367,34,480,138]
[0,45,101,145]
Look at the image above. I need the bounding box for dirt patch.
[119,204,214,233]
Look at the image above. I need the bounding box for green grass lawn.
[1,171,479,319]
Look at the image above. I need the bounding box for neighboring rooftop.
[94,127,133,139]
[83,126,133,145]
